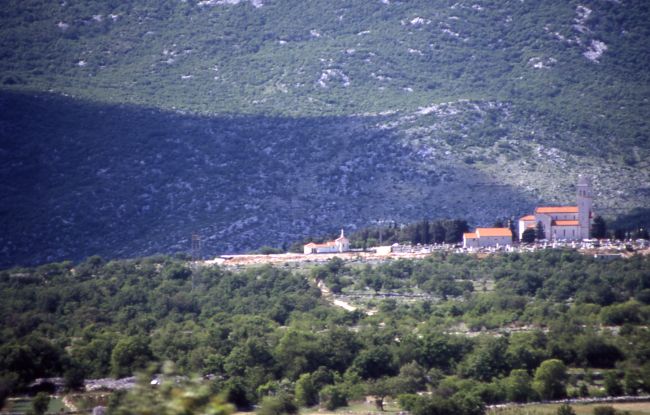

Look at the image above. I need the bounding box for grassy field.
[299,399,401,415]
[489,402,650,415]
[298,400,650,415]
[3,396,66,414]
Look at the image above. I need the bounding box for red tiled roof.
[476,228,512,237]
[463,232,478,239]
[304,241,337,248]
[535,206,579,214]
[519,215,536,221]
[553,220,580,226]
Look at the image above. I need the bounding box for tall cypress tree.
[422,220,431,244]
[535,221,546,240]
[591,216,607,239]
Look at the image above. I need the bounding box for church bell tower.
[576,175,593,240]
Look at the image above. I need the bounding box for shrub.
[319,385,347,411]
[593,406,617,415]
[258,393,298,415]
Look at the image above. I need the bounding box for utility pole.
[191,233,202,262]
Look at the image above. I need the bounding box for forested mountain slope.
[1,0,649,265]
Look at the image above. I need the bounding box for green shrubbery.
[0,252,650,415]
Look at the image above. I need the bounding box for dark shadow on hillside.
[0,91,537,267]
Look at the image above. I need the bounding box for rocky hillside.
[1,0,649,266]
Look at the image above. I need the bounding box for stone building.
[463,228,513,249]
[518,175,593,241]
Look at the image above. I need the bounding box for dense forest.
[2,251,650,414]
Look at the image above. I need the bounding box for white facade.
[463,234,479,249]
[304,229,350,254]
[463,228,513,249]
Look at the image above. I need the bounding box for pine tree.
[591,216,607,239]
[432,222,445,244]
[422,220,431,244]
[522,228,535,243]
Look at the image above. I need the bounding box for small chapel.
[303,229,350,254]
[518,175,593,241]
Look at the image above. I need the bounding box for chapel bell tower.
[576,175,593,239]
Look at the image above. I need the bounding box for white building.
[518,175,593,241]
[304,229,350,254]
[463,228,513,249]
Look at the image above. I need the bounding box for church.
[518,176,593,241]
[303,229,350,254]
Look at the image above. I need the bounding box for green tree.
[419,333,468,372]
[396,361,427,393]
[431,222,446,243]
[408,394,483,415]
[352,346,396,379]
[222,377,254,409]
[576,336,622,368]
[535,222,546,240]
[110,336,154,378]
[161,263,192,280]
[624,368,641,395]
[397,394,420,411]
[410,395,455,415]
[71,333,117,378]
[319,385,347,411]
[63,364,86,391]
[603,372,623,396]
[557,404,576,415]
[258,393,298,415]
[591,216,607,239]
[275,329,324,379]
[257,246,284,255]
[443,220,470,244]
[295,373,318,407]
[366,377,404,411]
[533,359,567,400]
[422,220,431,244]
[459,336,510,382]
[504,369,535,403]
[311,367,335,390]
[506,332,548,372]
[522,228,535,243]
[614,228,626,241]
[32,392,50,415]
[509,220,517,242]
